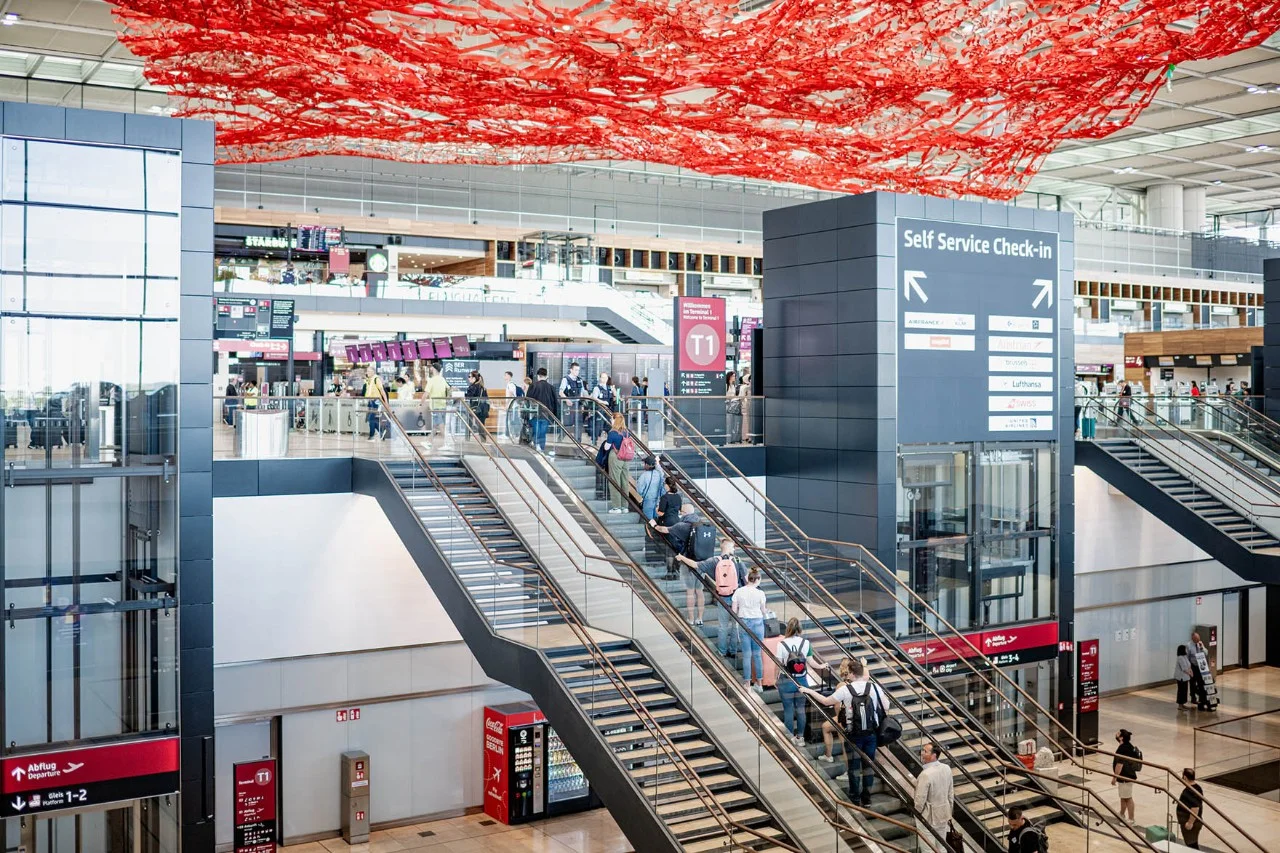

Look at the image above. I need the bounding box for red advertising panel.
[1077,638,1100,743]
[0,737,179,817]
[483,706,508,823]
[738,316,761,363]
[674,297,726,395]
[234,759,278,853]
[329,246,350,274]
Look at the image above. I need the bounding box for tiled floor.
[283,809,633,853]
[1080,666,1280,852]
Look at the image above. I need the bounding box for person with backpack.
[1112,728,1141,825]
[596,412,631,513]
[558,361,586,442]
[675,537,744,653]
[776,617,828,746]
[1006,806,1046,853]
[801,658,890,805]
[732,568,768,692]
[636,457,664,521]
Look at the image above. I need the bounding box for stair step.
[683,824,787,852]
[615,738,716,764]
[655,787,754,820]
[627,754,728,784]
[592,705,689,729]
[672,807,771,840]
[982,804,1061,832]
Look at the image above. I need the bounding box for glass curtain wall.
[896,443,1056,631]
[0,138,181,853]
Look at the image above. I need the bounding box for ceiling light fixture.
[1112,166,1137,174]
[1212,180,1223,185]
[2,13,18,25]
[1248,86,1264,93]
[1246,144,1272,153]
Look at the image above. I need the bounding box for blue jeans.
[847,733,878,797]
[532,418,549,451]
[740,617,765,682]
[779,679,805,737]
[367,402,380,438]
[717,596,738,656]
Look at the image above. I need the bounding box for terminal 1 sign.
[674,296,726,395]
[897,218,1060,443]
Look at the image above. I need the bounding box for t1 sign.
[674,297,726,395]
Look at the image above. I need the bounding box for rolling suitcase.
[762,635,783,688]
[4,420,17,448]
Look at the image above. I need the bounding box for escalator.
[1075,395,1280,583]
[353,422,803,851]
[552,397,1274,853]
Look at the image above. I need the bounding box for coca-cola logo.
[485,718,504,735]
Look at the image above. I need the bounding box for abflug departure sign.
[897,217,1060,444]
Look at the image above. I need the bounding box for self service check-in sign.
[897,218,1059,443]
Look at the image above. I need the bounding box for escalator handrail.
[1095,395,1280,515]
[511,399,1114,850]
[556,400,1154,847]
[617,397,1271,853]
[452,399,939,853]
[1207,397,1280,462]
[371,398,785,852]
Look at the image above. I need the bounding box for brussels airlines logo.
[485,718,504,735]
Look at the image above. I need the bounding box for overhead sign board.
[674,296,726,395]
[214,297,296,341]
[1,737,179,817]
[897,218,1060,443]
[901,621,1059,676]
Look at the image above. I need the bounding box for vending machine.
[483,702,596,825]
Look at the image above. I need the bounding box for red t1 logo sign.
[684,323,720,366]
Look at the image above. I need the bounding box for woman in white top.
[731,569,767,691]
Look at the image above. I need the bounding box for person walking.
[590,370,615,441]
[1007,806,1047,853]
[732,569,768,691]
[629,375,644,432]
[1120,381,1134,424]
[674,534,742,633]
[526,367,558,454]
[801,658,890,806]
[1112,728,1142,825]
[1175,645,1195,710]
[913,742,955,852]
[362,368,384,439]
[1177,767,1204,849]
[776,617,828,746]
[464,371,491,438]
[725,370,743,444]
[637,456,664,521]
[657,477,683,527]
[596,412,630,513]
[739,366,753,443]
[420,364,450,450]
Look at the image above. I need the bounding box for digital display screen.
[1195,355,1213,366]
[1219,354,1237,365]
[401,340,418,360]
[451,335,471,357]
[386,340,403,361]
[357,344,374,363]
[1158,356,1174,366]
[345,345,360,364]
[433,338,453,358]
[417,339,435,360]
[371,342,388,361]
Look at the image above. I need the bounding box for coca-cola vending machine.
[483,702,595,825]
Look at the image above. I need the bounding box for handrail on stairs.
[602,396,1271,853]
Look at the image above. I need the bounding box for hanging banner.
[901,621,1059,675]
[234,759,278,853]
[674,296,726,395]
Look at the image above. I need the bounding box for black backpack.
[690,523,716,561]
[844,683,878,737]
[782,638,809,677]
[1015,823,1049,852]
[1128,745,1143,773]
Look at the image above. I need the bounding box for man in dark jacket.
[1007,807,1045,853]
[526,367,558,453]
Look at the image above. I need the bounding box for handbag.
[945,822,963,853]
[876,714,903,746]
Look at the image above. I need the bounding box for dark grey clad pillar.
[177,117,217,853]
[763,191,1076,733]
[1264,259,1280,422]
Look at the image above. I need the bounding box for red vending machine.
[483,702,595,825]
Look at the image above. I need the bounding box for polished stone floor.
[286,809,633,853]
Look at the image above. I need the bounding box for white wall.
[213,493,461,663]
[1075,467,1208,572]
[693,475,767,545]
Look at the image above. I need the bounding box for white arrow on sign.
[1031,278,1053,309]
[903,270,929,303]
[11,797,24,811]
[10,767,24,782]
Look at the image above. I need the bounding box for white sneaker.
[793,736,806,747]
[818,755,834,764]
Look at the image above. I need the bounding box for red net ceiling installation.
[112,1,1280,199]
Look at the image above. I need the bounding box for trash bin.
[237,409,289,458]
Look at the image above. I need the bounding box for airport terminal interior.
[6,2,1280,853]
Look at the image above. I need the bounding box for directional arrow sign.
[903,270,928,303]
[11,797,24,811]
[1031,278,1053,309]
[10,768,24,782]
